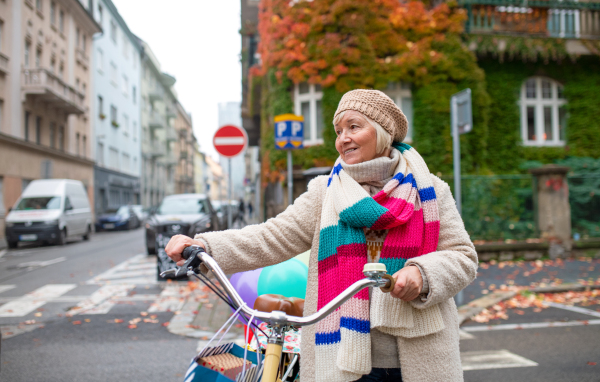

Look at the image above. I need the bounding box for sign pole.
[228,158,232,228]
[287,150,293,206]
[452,96,462,216]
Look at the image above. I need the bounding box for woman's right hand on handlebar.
[165,235,206,266]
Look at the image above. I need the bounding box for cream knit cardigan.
[196,174,478,382]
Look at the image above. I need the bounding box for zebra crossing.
[0,254,188,319]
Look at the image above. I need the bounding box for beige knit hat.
[334,89,409,142]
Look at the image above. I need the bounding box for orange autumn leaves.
[253,0,468,92]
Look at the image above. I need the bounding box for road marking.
[1,323,45,339]
[459,329,475,340]
[463,319,600,332]
[461,349,538,371]
[87,254,156,285]
[148,283,187,312]
[11,257,66,269]
[0,249,7,259]
[0,294,160,303]
[0,285,16,294]
[0,284,76,317]
[547,302,600,318]
[67,284,135,315]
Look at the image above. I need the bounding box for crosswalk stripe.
[148,284,187,313]
[66,284,135,316]
[87,254,156,285]
[0,285,16,294]
[462,349,538,370]
[0,284,76,317]
[463,319,600,332]
[547,302,600,318]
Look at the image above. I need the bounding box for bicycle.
[161,245,397,382]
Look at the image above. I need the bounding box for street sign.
[213,125,248,158]
[274,114,304,150]
[451,88,472,135]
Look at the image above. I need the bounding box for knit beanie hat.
[334,89,409,142]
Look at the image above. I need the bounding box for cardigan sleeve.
[405,175,478,309]
[194,176,326,275]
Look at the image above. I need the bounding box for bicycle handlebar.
[163,245,393,328]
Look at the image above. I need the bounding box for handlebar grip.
[380,274,397,293]
[182,245,205,260]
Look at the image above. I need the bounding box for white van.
[4,179,93,248]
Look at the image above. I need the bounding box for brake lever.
[160,246,204,278]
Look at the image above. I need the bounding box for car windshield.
[116,206,130,217]
[15,197,61,210]
[132,206,143,215]
[158,198,206,215]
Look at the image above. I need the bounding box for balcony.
[148,111,164,129]
[166,127,178,142]
[148,86,164,103]
[147,140,166,158]
[76,49,89,69]
[22,68,86,115]
[462,0,600,39]
[0,53,8,75]
[179,150,189,161]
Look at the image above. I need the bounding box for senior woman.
[166,89,478,382]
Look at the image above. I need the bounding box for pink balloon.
[230,268,262,310]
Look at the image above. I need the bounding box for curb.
[457,282,600,326]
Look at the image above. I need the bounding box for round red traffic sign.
[213,125,248,157]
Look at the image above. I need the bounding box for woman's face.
[335,110,384,165]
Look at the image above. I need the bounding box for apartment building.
[91,0,141,214]
[174,101,194,194]
[138,39,179,207]
[0,0,101,246]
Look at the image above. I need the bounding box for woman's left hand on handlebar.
[390,266,423,301]
[165,235,206,266]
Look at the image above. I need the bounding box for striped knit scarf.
[315,143,440,381]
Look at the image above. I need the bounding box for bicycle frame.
[162,246,395,382]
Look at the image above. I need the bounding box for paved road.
[0,229,199,382]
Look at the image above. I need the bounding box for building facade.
[174,101,194,194]
[91,0,141,214]
[0,0,101,247]
[138,40,179,207]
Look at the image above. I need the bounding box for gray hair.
[333,111,392,154]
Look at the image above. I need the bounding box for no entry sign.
[213,125,248,157]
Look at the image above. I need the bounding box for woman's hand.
[165,235,206,266]
[390,266,423,301]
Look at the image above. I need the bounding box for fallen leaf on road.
[72,321,82,325]
[34,312,42,317]
[140,312,148,316]
[587,362,596,366]
[128,324,137,329]
[162,322,169,327]
[114,319,123,323]
[84,319,91,322]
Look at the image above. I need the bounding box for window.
[132,86,136,104]
[98,95,104,118]
[98,4,103,26]
[294,83,324,145]
[76,28,80,49]
[122,34,128,58]
[36,116,42,144]
[59,10,64,33]
[110,62,117,86]
[82,135,87,157]
[122,75,128,96]
[35,47,42,68]
[97,141,104,165]
[110,105,117,125]
[76,132,80,155]
[50,55,56,72]
[24,40,31,67]
[122,153,130,173]
[59,61,64,79]
[0,21,3,52]
[82,34,86,51]
[133,121,137,140]
[109,147,119,169]
[24,111,30,141]
[58,125,64,150]
[50,122,56,148]
[520,77,567,146]
[548,9,579,38]
[75,78,80,91]
[110,20,117,44]
[36,0,42,12]
[97,48,103,72]
[382,82,414,142]
[50,1,56,24]
[123,114,129,135]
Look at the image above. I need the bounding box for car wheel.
[83,225,91,241]
[56,228,67,246]
[7,240,18,249]
[147,245,156,255]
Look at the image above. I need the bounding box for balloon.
[294,250,310,267]
[257,258,308,299]
[230,268,262,310]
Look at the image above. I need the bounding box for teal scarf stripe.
[379,257,407,275]
[339,197,388,229]
[393,142,412,153]
[318,223,366,262]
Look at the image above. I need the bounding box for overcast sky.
[112,0,242,160]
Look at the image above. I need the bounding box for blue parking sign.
[274,114,304,150]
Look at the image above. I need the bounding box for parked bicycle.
[161,245,397,382]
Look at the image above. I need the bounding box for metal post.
[227,158,232,228]
[287,150,293,206]
[452,96,462,216]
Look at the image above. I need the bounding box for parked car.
[131,205,148,224]
[145,194,220,280]
[95,205,140,231]
[5,179,93,248]
[211,200,229,230]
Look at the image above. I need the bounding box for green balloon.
[257,258,308,299]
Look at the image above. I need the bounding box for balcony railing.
[22,68,86,114]
[148,140,166,158]
[0,53,8,75]
[466,4,600,38]
[166,127,178,142]
[149,111,164,129]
